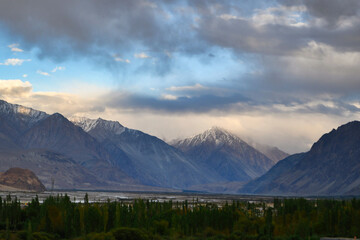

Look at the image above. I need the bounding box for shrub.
[87,232,115,240]
[154,220,169,235]
[111,227,149,240]
[32,232,59,240]
[16,230,28,240]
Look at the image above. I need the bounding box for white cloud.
[161,94,178,100]
[0,58,31,66]
[0,79,32,96]
[167,83,207,92]
[0,80,106,117]
[251,6,307,27]
[134,52,151,59]
[274,41,360,89]
[219,14,244,21]
[37,70,51,76]
[22,74,28,78]
[51,66,66,72]
[114,55,131,63]
[35,66,65,77]
[219,5,307,27]
[164,50,172,58]
[141,1,157,9]
[7,43,24,52]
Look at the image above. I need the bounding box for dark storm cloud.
[0,0,201,68]
[1,0,359,61]
[2,0,359,64]
[193,0,360,55]
[2,0,360,116]
[101,81,360,116]
[196,18,307,55]
[282,0,360,26]
[102,92,360,117]
[104,89,250,113]
[297,101,360,116]
[182,0,360,115]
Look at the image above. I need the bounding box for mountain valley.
[0,99,358,196]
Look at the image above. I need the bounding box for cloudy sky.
[1,0,360,153]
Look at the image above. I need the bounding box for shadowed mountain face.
[20,113,105,164]
[239,153,305,194]
[18,113,135,185]
[0,100,48,148]
[172,127,276,182]
[71,117,210,189]
[241,121,360,196]
[0,149,108,190]
[0,100,49,139]
[0,100,206,190]
[0,101,138,190]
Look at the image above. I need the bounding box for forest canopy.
[0,195,359,240]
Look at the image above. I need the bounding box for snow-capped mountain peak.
[70,116,125,135]
[94,118,125,135]
[0,100,48,125]
[69,116,98,132]
[175,126,244,149]
[204,126,233,139]
[172,126,276,182]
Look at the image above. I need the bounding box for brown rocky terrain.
[0,167,46,192]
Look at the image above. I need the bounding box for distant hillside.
[245,139,289,163]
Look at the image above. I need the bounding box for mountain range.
[0,100,143,190]
[0,99,282,191]
[70,117,210,189]
[2,99,359,196]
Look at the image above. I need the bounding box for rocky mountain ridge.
[72,116,211,189]
[240,121,360,195]
[0,101,141,190]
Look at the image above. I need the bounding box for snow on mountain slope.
[0,100,49,143]
[70,117,125,141]
[172,127,276,182]
[70,116,99,132]
[19,113,137,186]
[0,100,48,127]
[71,117,211,188]
[173,127,246,151]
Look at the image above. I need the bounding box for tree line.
[0,194,359,240]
